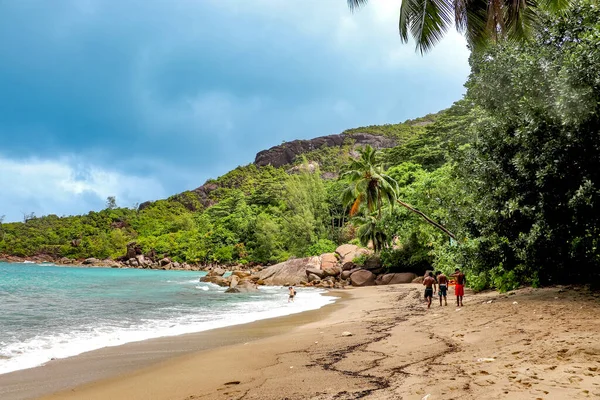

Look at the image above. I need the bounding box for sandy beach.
[3,284,600,400]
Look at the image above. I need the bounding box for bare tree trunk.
[396,199,457,240]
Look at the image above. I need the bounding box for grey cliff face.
[254,133,396,168]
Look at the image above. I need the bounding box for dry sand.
[7,284,600,399]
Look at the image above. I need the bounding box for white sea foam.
[0,287,334,375]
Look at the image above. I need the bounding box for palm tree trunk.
[396,199,457,240]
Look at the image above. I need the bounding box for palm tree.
[341,145,456,240]
[354,213,389,253]
[341,145,398,218]
[347,0,571,54]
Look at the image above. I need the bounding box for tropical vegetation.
[1,0,599,291]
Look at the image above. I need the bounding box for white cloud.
[204,0,469,73]
[0,155,167,222]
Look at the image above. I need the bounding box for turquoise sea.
[0,262,333,375]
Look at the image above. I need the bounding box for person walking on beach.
[423,272,437,309]
[288,286,296,303]
[436,271,448,306]
[452,268,466,307]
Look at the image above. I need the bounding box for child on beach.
[423,272,437,309]
[288,286,296,303]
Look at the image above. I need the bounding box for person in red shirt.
[451,268,466,307]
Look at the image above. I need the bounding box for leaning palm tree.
[341,145,456,239]
[347,0,571,54]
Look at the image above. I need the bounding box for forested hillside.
[0,105,463,267]
[2,1,598,290]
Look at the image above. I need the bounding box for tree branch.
[396,199,457,240]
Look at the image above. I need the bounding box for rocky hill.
[254,132,396,168]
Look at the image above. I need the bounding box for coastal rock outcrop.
[201,275,229,287]
[320,253,338,269]
[256,257,321,286]
[349,270,376,287]
[335,244,371,265]
[375,272,418,285]
[225,278,260,293]
[254,133,397,168]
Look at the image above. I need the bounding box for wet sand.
[4,284,600,399]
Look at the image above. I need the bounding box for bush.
[380,233,432,274]
[306,239,337,256]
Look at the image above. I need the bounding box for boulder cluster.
[251,244,418,289]
[200,268,263,293]
[3,243,420,292]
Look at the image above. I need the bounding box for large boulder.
[232,270,252,279]
[322,266,342,277]
[136,254,148,267]
[363,255,382,270]
[307,273,321,283]
[159,257,171,267]
[230,275,240,289]
[200,275,229,287]
[256,257,320,286]
[342,262,356,271]
[83,258,100,265]
[375,273,418,285]
[208,267,226,277]
[350,269,376,287]
[225,280,260,293]
[320,253,338,269]
[335,245,372,265]
[335,244,359,264]
[306,267,325,279]
[341,270,353,280]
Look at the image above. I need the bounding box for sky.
[0,0,470,223]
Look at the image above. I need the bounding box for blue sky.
[0,0,470,222]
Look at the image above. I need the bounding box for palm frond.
[538,0,572,13]
[505,0,540,42]
[347,0,369,12]
[399,0,454,54]
[460,0,490,50]
[350,194,363,216]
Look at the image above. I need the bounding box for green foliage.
[351,253,368,266]
[458,1,600,285]
[353,213,389,253]
[306,239,337,256]
[380,232,433,274]
[343,114,436,140]
[341,145,398,219]
[383,100,475,170]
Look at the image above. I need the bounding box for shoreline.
[2,285,600,399]
[32,285,600,399]
[0,291,346,400]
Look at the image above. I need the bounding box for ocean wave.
[0,289,335,375]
